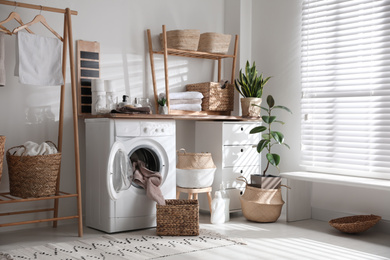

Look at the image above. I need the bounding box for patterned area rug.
[0,229,245,260]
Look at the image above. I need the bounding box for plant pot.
[159,105,168,115]
[250,174,281,189]
[240,186,284,222]
[240,97,262,117]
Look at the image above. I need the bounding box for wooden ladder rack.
[0,0,83,237]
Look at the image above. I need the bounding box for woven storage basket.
[156,199,199,236]
[237,176,285,223]
[0,136,5,182]
[329,214,381,234]
[160,29,200,51]
[186,82,234,112]
[176,148,216,170]
[6,141,61,198]
[198,32,232,54]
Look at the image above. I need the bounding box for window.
[301,0,390,179]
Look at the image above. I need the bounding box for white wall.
[252,0,390,223]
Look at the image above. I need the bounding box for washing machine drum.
[107,141,162,200]
[107,142,132,200]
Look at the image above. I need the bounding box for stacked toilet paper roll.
[91,79,106,115]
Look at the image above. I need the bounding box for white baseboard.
[312,207,390,235]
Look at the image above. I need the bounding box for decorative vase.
[159,105,168,115]
[240,97,262,117]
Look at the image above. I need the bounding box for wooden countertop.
[79,113,261,122]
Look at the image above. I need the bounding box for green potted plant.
[249,95,292,189]
[234,61,271,117]
[158,97,168,114]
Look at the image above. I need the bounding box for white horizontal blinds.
[301,0,390,178]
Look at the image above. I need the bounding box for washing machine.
[85,118,176,233]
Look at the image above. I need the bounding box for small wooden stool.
[176,186,213,213]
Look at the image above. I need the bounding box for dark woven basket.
[329,214,381,234]
[156,199,199,236]
[6,141,61,198]
[0,136,5,182]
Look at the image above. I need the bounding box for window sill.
[280,171,390,191]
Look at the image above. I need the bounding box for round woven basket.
[6,141,61,198]
[329,214,381,234]
[0,135,5,182]
[176,149,216,170]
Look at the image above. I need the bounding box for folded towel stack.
[160,92,204,111]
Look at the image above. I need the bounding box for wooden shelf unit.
[147,25,239,113]
[0,1,83,237]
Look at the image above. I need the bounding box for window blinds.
[301,0,390,179]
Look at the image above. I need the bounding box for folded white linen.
[15,141,58,156]
[166,91,204,100]
[0,32,5,86]
[170,99,202,105]
[15,31,63,86]
[170,104,202,111]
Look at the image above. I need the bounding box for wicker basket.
[0,136,5,182]
[198,32,232,54]
[160,29,200,51]
[156,199,199,236]
[6,141,61,198]
[329,215,381,234]
[176,148,216,170]
[237,176,284,223]
[186,82,234,112]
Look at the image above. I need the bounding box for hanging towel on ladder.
[0,32,5,86]
[14,31,63,86]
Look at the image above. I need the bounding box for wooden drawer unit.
[195,121,261,212]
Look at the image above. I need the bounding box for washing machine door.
[107,141,132,200]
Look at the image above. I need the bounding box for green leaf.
[262,116,276,124]
[266,153,280,167]
[270,131,284,143]
[257,139,270,153]
[283,143,290,149]
[250,126,267,134]
[267,95,275,108]
[274,120,285,125]
[262,133,271,140]
[273,105,292,114]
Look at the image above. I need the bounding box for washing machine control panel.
[140,121,174,136]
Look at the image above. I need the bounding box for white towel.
[15,141,58,156]
[15,31,63,86]
[170,99,202,105]
[170,104,202,111]
[160,91,203,100]
[0,32,5,86]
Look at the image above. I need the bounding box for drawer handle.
[241,127,244,131]
[240,170,243,174]
[241,148,244,152]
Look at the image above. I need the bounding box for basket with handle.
[237,176,289,223]
[176,148,216,170]
[0,135,5,182]
[6,141,61,198]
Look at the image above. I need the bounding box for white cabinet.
[195,121,261,212]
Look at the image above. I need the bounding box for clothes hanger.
[12,13,63,41]
[0,11,34,35]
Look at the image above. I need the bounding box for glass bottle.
[95,94,106,114]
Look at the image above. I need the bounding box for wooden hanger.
[0,11,34,35]
[12,14,63,41]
